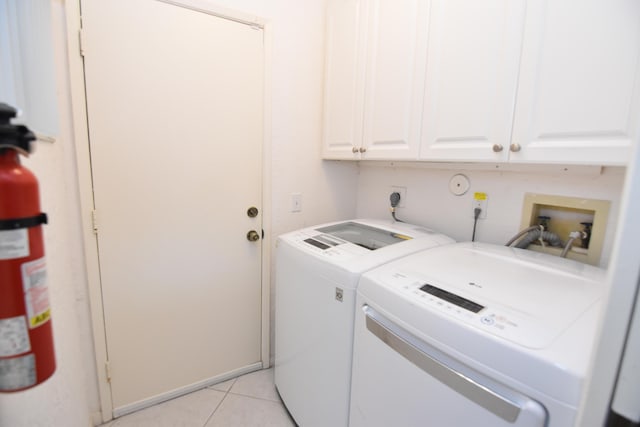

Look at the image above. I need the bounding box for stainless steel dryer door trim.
[363,304,542,423]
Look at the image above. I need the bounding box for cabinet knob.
[359,147,367,153]
[492,144,504,153]
[352,147,359,154]
[510,143,521,152]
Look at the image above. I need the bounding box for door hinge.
[105,360,112,383]
[79,28,85,57]
[91,209,98,234]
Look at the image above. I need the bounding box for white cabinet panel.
[322,0,366,159]
[321,0,429,160]
[510,0,640,165]
[419,0,525,162]
[361,0,429,159]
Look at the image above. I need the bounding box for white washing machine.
[274,219,454,427]
[349,242,607,427]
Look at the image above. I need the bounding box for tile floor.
[101,368,297,427]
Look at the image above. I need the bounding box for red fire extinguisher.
[0,103,55,392]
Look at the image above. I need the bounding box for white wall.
[0,1,98,426]
[355,163,625,267]
[2,0,359,425]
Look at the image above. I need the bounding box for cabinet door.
[510,0,640,165]
[419,0,525,162]
[321,0,367,159]
[360,0,430,159]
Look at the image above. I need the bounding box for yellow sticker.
[29,309,51,328]
[21,258,51,329]
[392,233,412,240]
[474,192,487,201]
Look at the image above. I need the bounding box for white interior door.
[81,0,264,415]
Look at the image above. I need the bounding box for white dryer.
[274,219,454,427]
[349,242,607,427]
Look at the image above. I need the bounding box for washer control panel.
[377,270,532,346]
[289,230,366,260]
[419,284,484,313]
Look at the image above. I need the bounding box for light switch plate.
[291,193,302,212]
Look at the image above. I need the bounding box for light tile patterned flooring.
[101,368,297,427]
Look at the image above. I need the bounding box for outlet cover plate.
[472,192,488,219]
[390,186,407,208]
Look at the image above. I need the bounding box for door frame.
[64,1,272,422]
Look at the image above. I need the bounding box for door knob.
[246,230,260,242]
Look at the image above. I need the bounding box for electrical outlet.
[472,192,488,219]
[291,193,302,212]
[390,186,407,208]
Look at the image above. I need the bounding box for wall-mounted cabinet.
[322,0,365,159]
[322,0,429,160]
[419,0,524,162]
[507,0,640,165]
[322,0,640,165]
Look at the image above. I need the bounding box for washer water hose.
[561,231,588,258]
[505,225,541,247]
[506,225,564,249]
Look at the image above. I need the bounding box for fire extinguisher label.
[0,354,36,391]
[0,316,31,357]
[20,257,51,329]
[0,229,29,260]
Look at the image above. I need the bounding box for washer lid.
[277,219,455,276]
[370,242,607,350]
[315,221,412,250]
